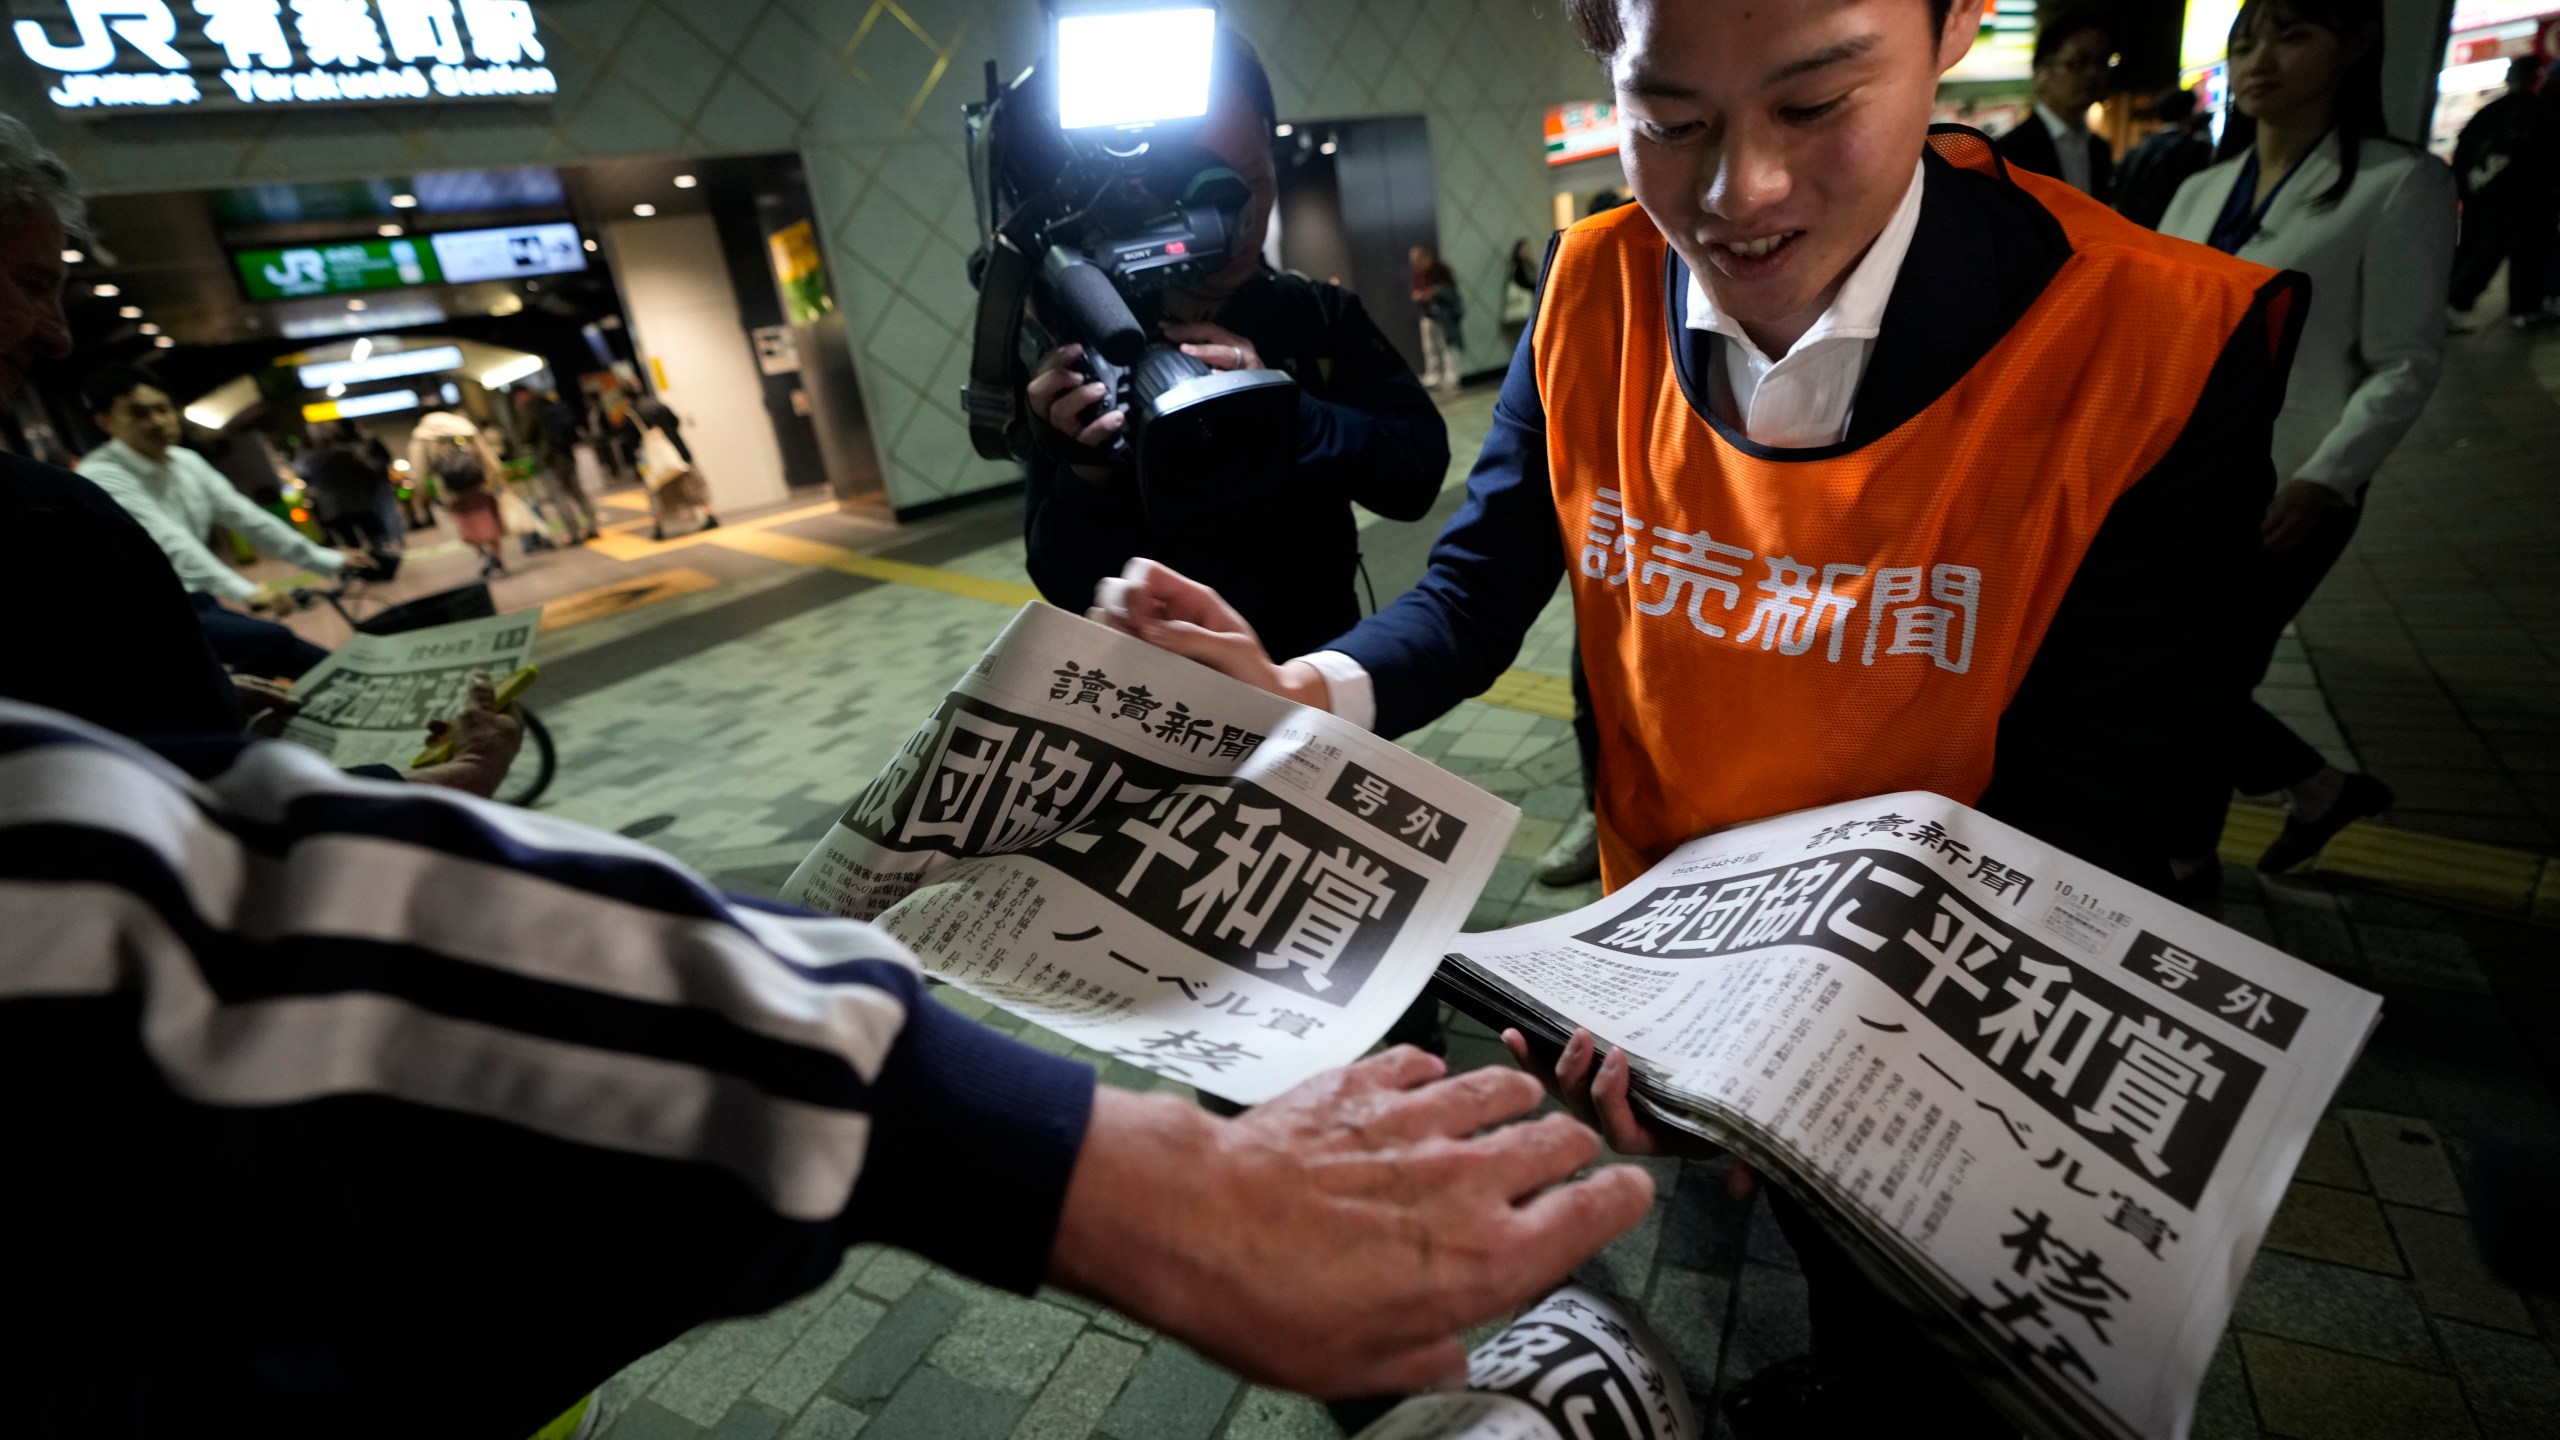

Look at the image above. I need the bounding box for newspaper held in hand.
[783,603,1517,1104]
[1435,794,2380,1440]
[279,609,540,771]
[1352,1287,1696,1440]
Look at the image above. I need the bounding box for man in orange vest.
[1094,0,2303,1432]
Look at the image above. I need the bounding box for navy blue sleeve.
[1324,323,1568,737]
[1295,290,1450,523]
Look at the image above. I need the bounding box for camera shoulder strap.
[964,236,1036,462]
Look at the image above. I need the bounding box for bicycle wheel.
[496,708,558,808]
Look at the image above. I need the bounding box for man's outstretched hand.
[1088,558,1334,712]
[1049,1047,1655,1397]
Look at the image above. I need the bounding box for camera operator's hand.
[1165,321,1263,372]
[1026,343,1127,449]
[1090,558,1335,712]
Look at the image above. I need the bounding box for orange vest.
[1537,132,2285,891]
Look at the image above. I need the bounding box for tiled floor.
[474,327,2560,1440]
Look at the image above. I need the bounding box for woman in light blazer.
[2159,0,2456,881]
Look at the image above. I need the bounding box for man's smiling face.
[1610,0,1983,355]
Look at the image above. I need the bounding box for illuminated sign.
[1945,0,2037,82]
[235,222,584,302]
[295,343,465,389]
[2181,0,2244,72]
[428,221,584,282]
[11,0,555,112]
[302,387,422,422]
[1544,103,1619,167]
[237,235,439,300]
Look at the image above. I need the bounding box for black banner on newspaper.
[1575,851,2266,1210]
[840,696,1422,1006]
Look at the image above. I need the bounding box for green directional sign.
[233,237,445,302]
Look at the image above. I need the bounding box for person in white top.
[78,364,371,679]
[2157,0,2455,877]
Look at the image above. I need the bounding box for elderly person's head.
[0,113,78,405]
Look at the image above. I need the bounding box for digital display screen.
[429,222,586,283]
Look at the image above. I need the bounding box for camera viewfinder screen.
[1056,7,1218,130]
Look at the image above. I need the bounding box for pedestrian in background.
[297,419,402,570]
[1409,245,1464,392]
[634,390,718,540]
[2159,0,2455,882]
[2115,85,2217,228]
[2449,55,2560,331]
[529,384,600,544]
[1996,7,2119,201]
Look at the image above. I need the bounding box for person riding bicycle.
[79,363,379,681]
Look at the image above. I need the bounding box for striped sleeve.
[0,703,1094,1427]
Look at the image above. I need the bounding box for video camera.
[960,2,1298,519]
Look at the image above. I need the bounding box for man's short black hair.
[2033,7,2116,68]
[82,362,162,418]
[1564,0,1956,58]
[1217,29,1276,127]
[2154,85,2199,123]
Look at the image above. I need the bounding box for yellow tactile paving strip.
[593,511,2560,929]
[538,566,720,632]
[582,500,846,562]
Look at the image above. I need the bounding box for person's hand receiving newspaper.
[1050,1047,1655,1397]
[406,674,525,798]
[1087,557,1337,711]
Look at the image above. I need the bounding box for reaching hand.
[1502,1027,1725,1163]
[1087,558,1333,710]
[1049,1048,1656,1397]
[1025,343,1127,450]
[2261,480,2347,553]
[407,674,526,799]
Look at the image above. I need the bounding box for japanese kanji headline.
[1437,795,2379,1440]
[782,603,1519,1104]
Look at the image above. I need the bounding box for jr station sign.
[9,0,555,111]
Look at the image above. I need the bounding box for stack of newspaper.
[787,604,2381,1440]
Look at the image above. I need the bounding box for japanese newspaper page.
[279,609,540,770]
[1436,793,2380,1440]
[1353,1287,1696,1440]
[782,603,1518,1104]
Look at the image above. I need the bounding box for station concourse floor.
[265,318,2560,1440]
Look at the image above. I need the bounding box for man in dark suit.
[1995,7,2118,202]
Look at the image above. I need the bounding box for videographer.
[1018,31,1452,665]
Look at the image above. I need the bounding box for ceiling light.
[138,322,160,336]
[1319,140,1338,155]
[582,238,597,251]
[632,202,656,217]
[350,337,373,362]
[378,223,404,237]
[389,192,418,208]
[61,248,84,265]
[347,298,367,311]
[153,335,174,348]
[1273,123,1293,137]
[93,282,120,297]
[672,174,697,188]
[327,381,346,397]
[118,304,143,319]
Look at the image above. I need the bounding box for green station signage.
[233,237,445,302]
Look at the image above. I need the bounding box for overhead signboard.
[236,236,440,301]
[295,344,466,390]
[1544,103,1619,167]
[11,0,556,113]
[234,222,584,303]
[429,221,584,282]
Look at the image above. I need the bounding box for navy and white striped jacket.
[0,703,1095,1438]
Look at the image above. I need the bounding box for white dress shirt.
[80,437,346,603]
[2037,104,2095,196]
[2156,134,2457,502]
[1303,160,1926,730]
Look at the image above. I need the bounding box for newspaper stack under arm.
[783,603,1518,1104]
[1435,794,2381,1440]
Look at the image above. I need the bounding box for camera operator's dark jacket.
[1023,267,1451,661]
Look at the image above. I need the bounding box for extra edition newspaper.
[783,603,1518,1104]
[1434,794,2382,1440]
[280,608,540,770]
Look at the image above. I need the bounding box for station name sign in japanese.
[11,0,555,112]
